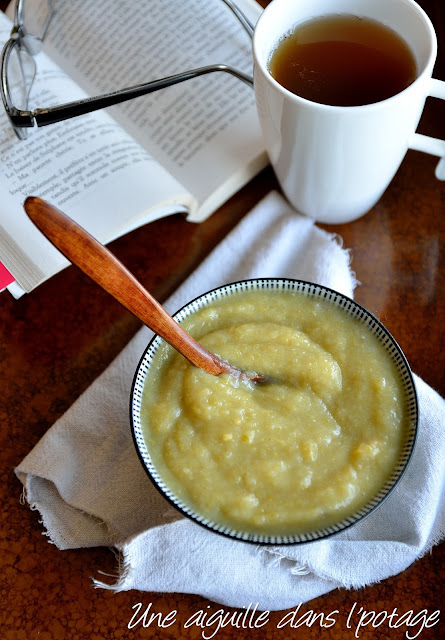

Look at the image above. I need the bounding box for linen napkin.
[16,191,444,611]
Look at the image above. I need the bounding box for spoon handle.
[23,196,228,376]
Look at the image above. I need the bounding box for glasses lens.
[6,41,36,111]
[21,0,52,38]
[20,0,53,55]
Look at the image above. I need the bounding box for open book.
[0,0,267,297]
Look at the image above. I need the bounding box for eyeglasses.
[1,0,254,140]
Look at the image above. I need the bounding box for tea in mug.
[268,14,417,106]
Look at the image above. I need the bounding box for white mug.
[252,0,445,224]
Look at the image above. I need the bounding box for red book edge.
[0,261,15,291]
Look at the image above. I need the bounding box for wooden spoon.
[24,196,267,383]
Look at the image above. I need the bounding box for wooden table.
[1,1,443,638]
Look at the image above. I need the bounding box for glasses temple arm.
[220,0,254,38]
[41,0,55,41]
[31,65,254,127]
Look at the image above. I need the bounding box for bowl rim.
[130,278,418,545]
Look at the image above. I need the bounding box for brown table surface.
[1,1,444,639]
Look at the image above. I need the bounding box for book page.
[0,12,194,293]
[40,0,267,217]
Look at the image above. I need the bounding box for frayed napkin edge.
[90,523,445,597]
[18,482,124,551]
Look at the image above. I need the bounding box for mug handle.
[410,78,445,180]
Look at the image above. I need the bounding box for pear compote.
[141,288,406,536]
